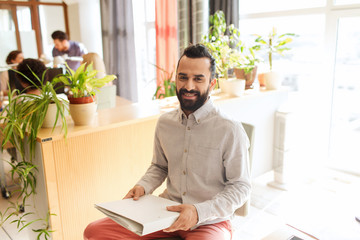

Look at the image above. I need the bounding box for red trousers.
[84,217,232,240]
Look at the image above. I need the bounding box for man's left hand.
[163,204,198,232]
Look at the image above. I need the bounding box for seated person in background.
[0,50,24,95]
[82,53,113,86]
[51,30,87,71]
[83,44,251,240]
[16,58,47,95]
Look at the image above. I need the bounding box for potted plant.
[201,10,247,96]
[152,65,176,100]
[255,27,298,90]
[53,63,116,125]
[233,44,262,89]
[0,67,68,238]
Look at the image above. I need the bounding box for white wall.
[65,0,103,58]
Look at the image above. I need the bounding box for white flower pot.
[42,103,62,128]
[264,71,282,90]
[69,102,97,126]
[220,78,246,97]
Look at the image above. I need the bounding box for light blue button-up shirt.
[137,98,251,226]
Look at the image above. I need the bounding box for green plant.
[1,68,68,161]
[53,62,116,98]
[201,10,245,80]
[255,27,298,71]
[153,65,176,99]
[0,66,68,237]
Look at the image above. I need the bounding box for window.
[132,0,156,103]
[0,1,68,67]
[239,1,360,174]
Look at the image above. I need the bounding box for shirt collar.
[177,97,215,124]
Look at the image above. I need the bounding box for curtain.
[209,0,239,28]
[100,0,138,102]
[178,0,209,53]
[155,0,178,98]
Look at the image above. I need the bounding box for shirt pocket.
[189,145,222,179]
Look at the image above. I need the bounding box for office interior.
[0,0,360,239]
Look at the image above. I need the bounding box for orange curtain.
[155,0,178,98]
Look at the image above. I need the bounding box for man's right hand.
[123,185,145,200]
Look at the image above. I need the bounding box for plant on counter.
[53,62,116,125]
[254,27,298,72]
[254,27,298,89]
[54,62,116,102]
[201,10,245,81]
[0,67,68,238]
[153,65,176,100]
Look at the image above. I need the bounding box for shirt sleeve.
[78,43,88,56]
[193,122,251,224]
[136,120,168,194]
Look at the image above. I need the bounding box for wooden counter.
[29,90,288,240]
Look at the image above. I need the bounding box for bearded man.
[84,44,251,240]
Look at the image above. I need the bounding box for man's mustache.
[179,89,200,95]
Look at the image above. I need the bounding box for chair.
[234,122,255,217]
[155,123,255,240]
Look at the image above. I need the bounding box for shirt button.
[187,127,190,130]
[183,192,186,196]
[183,170,186,175]
[184,149,187,153]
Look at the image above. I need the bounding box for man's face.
[176,56,216,115]
[53,39,69,52]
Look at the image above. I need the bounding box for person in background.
[51,30,87,71]
[83,44,251,240]
[82,53,107,79]
[16,58,47,95]
[0,50,24,95]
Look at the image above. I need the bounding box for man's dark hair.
[6,50,22,65]
[51,30,68,41]
[16,58,47,90]
[177,44,216,80]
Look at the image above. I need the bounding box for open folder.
[95,195,180,236]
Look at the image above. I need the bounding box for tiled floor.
[1,155,360,239]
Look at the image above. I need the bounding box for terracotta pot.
[234,66,258,89]
[258,73,266,87]
[68,95,95,104]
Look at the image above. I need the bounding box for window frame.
[0,0,69,57]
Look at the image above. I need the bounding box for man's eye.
[195,78,203,81]
[179,76,187,80]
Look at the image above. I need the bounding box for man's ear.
[210,78,217,91]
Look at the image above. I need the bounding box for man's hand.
[123,185,145,200]
[163,204,198,232]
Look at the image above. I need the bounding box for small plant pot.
[257,73,266,87]
[264,71,282,90]
[219,78,246,97]
[234,66,258,89]
[42,103,62,128]
[69,102,97,126]
[68,95,95,104]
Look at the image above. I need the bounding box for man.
[84,44,251,240]
[51,30,87,71]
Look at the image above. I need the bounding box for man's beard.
[176,87,210,113]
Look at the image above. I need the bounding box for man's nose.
[184,79,195,90]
